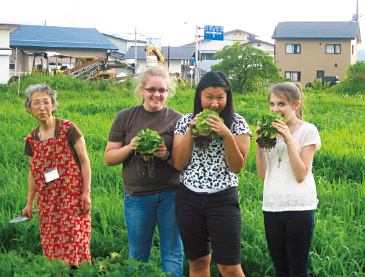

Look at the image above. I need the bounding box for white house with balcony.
[183,29,274,73]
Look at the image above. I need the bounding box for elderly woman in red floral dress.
[22,84,92,266]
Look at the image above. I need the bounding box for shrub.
[328,61,365,95]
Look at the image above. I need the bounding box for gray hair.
[25,84,59,113]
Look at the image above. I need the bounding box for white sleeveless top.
[262,122,321,212]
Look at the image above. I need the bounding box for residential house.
[125,46,195,77]
[9,25,118,76]
[183,29,274,74]
[0,24,19,84]
[273,21,361,85]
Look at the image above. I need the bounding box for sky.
[1,0,364,49]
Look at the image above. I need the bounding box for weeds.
[0,77,364,276]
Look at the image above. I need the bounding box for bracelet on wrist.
[165,151,171,162]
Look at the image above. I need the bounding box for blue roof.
[273,21,360,40]
[10,25,118,50]
[125,46,195,60]
[109,51,126,59]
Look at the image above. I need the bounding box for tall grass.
[0,76,364,276]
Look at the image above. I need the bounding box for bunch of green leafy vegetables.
[134,128,165,179]
[192,109,224,149]
[135,128,165,155]
[256,112,284,150]
[192,109,224,138]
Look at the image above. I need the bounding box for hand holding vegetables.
[256,113,284,150]
[192,109,224,149]
[134,128,165,178]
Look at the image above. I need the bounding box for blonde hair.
[134,66,176,102]
[268,82,304,119]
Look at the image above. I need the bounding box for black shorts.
[175,184,242,265]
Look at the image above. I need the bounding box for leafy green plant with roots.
[256,112,283,150]
[134,128,165,178]
[192,109,224,149]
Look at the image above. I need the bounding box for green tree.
[211,43,280,93]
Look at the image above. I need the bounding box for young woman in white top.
[256,82,321,277]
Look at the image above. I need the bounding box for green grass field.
[0,75,364,276]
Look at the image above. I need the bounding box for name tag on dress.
[44,168,59,183]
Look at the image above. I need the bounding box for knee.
[190,255,210,273]
[218,264,245,277]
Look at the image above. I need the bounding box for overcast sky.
[1,0,364,49]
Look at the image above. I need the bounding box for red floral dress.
[24,120,91,266]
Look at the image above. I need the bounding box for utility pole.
[195,25,199,84]
[134,27,138,74]
[352,0,359,22]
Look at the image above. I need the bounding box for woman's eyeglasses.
[144,88,169,93]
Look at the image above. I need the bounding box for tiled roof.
[125,46,195,60]
[273,21,360,40]
[10,25,118,50]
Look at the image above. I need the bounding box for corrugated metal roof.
[109,51,125,59]
[10,25,118,50]
[125,46,195,60]
[273,21,360,40]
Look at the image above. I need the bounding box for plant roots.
[256,136,277,150]
[137,154,156,179]
[193,135,213,150]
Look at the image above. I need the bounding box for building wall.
[247,42,275,56]
[275,39,354,85]
[105,36,128,54]
[0,29,11,83]
[351,39,358,64]
[0,29,10,47]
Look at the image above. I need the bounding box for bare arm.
[74,136,92,214]
[22,157,36,219]
[172,115,199,171]
[225,134,251,173]
[255,122,267,181]
[104,136,140,166]
[286,141,316,183]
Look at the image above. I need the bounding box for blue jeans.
[124,189,183,277]
[263,210,315,277]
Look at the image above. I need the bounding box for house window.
[352,45,354,55]
[9,63,15,70]
[326,44,341,54]
[317,70,324,78]
[286,44,301,54]
[285,71,301,82]
[201,53,215,60]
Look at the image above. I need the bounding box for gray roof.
[10,25,118,50]
[242,39,274,46]
[125,46,195,60]
[109,51,125,59]
[273,21,360,40]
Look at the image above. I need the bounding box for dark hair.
[193,71,234,128]
[268,82,303,119]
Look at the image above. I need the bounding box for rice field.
[0,76,364,276]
